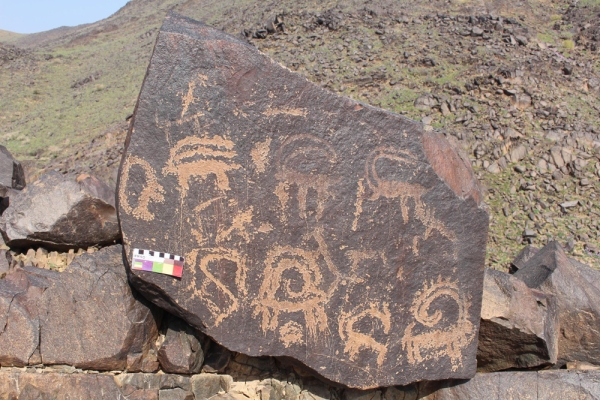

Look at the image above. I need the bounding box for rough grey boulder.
[39,244,161,371]
[508,245,538,273]
[477,268,558,372]
[514,241,600,367]
[118,13,489,389]
[0,172,120,250]
[0,245,161,370]
[0,145,25,191]
[0,145,25,216]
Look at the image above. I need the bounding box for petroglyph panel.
[118,13,489,389]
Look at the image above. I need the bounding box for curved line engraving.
[187,248,247,327]
[119,155,165,221]
[402,276,475,371]
[163,136,241,196]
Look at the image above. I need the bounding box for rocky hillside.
[1,0,599,269]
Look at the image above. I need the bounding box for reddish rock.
[0,245,161,371]
[118,13,488,389]
[39,245,161,370]
[158,314,208,374]
[0,172,119,250]
[0,370,192,399]
[477,268,558,371]
[0,268,47,367]
[514,241,600,366]
[0,372,122,399]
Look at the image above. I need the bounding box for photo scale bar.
[132,248,184,278]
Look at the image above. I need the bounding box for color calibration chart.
[132,248,184,278]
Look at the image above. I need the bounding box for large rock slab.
[118,13,489,389]
[0,172,120,250]
[477,268,558,371]
[514,241,600,367]
[0,245,161,370]
[0,268,46,366]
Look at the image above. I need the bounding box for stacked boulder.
[0,172,120,250]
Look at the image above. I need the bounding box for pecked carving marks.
[365,146,456,254]
[119,13,488,389]
[253,245,330,342]
[274,134,338,221]
[402,276,476,371]
[119,155,165,221]
[339,303,391,367]
[250,137,272,174]
[163,135,240,195]
[187,248,247,327]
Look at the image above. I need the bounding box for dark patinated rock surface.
[0,245,161,370]
[118,13,489,388]
[477,268,558,372]
[0,172,120,250]
[0,268,45,367]
[514,241,600,367]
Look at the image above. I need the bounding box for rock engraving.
[402,277,476,371]
[118,13,488,389]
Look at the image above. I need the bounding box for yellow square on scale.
[162,263,174,275]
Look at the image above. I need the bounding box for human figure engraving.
[402,276,475,371]
[253,228,341,342]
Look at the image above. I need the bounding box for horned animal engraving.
[339,303,391,367]
[365,147,455,253]
[402,276,476,371]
